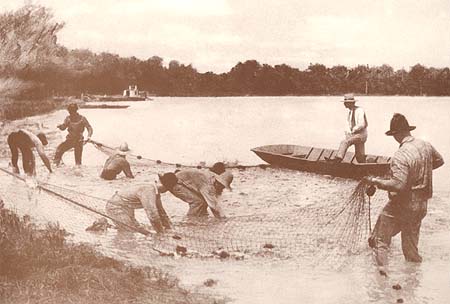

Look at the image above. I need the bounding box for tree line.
[1,4,450,99]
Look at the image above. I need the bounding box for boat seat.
[319,149,334,161]
[342,151,355,163]
[306,148,324,161]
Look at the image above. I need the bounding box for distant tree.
[0,4,64,74]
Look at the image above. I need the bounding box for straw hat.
[117,142,130,156]
[385,113,416,136]
[214,171,233,190]
[341,93,357,103]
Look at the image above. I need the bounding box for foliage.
[1,4,450,98]
[0,208,221,304]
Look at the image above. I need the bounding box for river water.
[1,96,450,304]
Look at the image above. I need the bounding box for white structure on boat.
[123,85,140,97]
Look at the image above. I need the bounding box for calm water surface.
[1,96,450,304]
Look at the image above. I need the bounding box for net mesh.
[0,165,384,267]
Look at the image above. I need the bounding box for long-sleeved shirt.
[171,169,224,218]
[101,154,134,178]
[109,183,170,231]
[346,106,368,135]
[390,136,444,200]
[384,136,444,218]
[58,113,93,140]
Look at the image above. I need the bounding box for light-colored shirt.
[172,169,224,217]
[346,106,367,135]
[390,136,444,202]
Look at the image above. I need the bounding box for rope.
[88,139,269,170]
[0,167,152,236]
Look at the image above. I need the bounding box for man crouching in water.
[170,168,233,218]
[105,173,176,234]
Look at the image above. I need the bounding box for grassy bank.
[0,98,60,121]
[0,208,221,304]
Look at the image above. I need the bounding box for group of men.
[7,103,234,236]
[5,97,444,271]
[7,103,92,176]
[329,94,444,272]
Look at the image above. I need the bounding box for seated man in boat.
[105,173,176,234]
[7,129,52,176]
[169,168,233,218]
[326,94,368,163]
[100,142,134,180]
[54,103,93,166]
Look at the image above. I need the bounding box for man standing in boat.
[326,94,368,163]
[364,113,444,273]
[54,103,93,166]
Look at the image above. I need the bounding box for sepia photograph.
[1,1,449,303]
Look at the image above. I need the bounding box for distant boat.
[251,144,390,179]
[79,104,129,109]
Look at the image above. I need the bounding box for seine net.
[0,164,385,268]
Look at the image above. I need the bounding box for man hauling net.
[170,169,233,218]
[105,173,176,234]
[364,113,444,273]
[100,142,134,180]
[7,129,52,176]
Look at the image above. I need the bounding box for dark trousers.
[54,138,84,165]
[7,132,35,175]
[369,204,427,266]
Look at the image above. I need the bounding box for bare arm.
[122,160,134,178]
[83,117,93,139]
[57,117,69,130]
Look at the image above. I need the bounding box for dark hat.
[385,113,416,136]
[210,162,226,175]
[158,172,178,189]
[37,132,48,145]
[67,103,79,112]
[341,93,357,103]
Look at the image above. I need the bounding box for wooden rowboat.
[79,104,130,109]
[251,144,391,179]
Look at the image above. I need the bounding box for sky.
[2,0,450,73]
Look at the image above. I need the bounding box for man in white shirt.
[327,94,368,163]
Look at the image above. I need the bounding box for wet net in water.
[0,165,384,269]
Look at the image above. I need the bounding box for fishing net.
[0,165,385,269]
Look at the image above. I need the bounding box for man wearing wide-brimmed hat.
[100,142,134,180]
[169,168,233,218]
[364,113,444,272]
[326,93,368,163]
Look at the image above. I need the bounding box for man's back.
[392,136,443,200]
